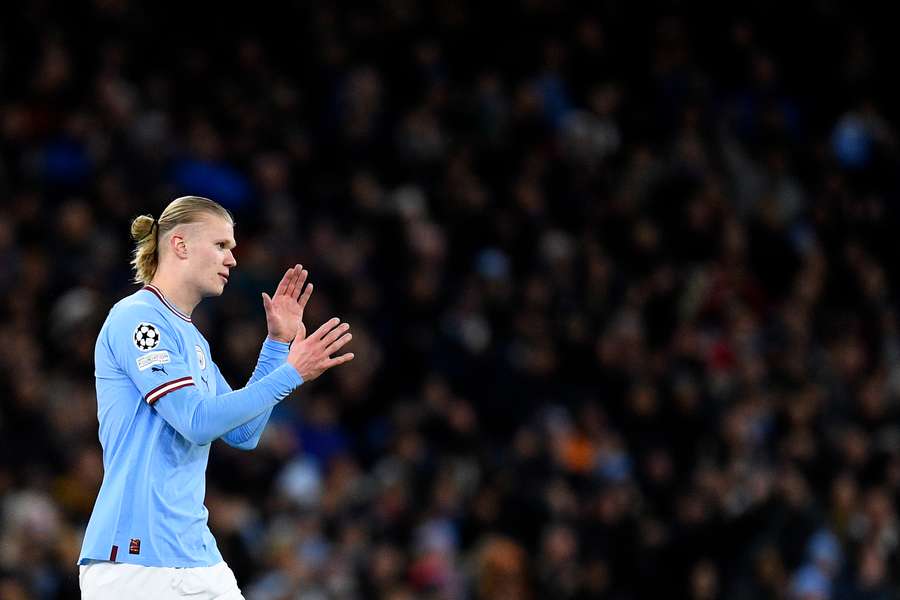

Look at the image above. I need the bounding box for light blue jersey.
[79,284,303,567]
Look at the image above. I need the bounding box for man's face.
[183,215,236,298]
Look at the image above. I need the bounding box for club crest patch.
[133,323,161,352]
[195,345,206,370]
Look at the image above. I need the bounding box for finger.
[262,292,272,311]
[321,323,350,347]
[325,332,352,354]
[311,317,341,340]
[297,282,313,315]
[291,268,308,301]
[275,268,292,297]
[324,353,355,368]
[285,264,301,298]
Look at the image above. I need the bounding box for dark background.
[2,1,900,598]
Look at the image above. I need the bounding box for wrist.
[281,362,305,385]
[267,334,293,344]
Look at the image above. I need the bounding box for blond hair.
[130,196,234,284]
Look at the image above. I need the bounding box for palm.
[263,265,313,343]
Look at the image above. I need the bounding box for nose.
[225,250,237,268]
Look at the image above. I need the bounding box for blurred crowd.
[3,1,900,599]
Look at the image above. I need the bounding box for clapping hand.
[263,264,313,343]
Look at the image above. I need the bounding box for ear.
[170,233,189,259]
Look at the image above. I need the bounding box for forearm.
[221,405,276,449]
[248,338,291,384]
[155,363,302,445]
[222,338,291,448]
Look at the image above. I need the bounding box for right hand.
[287,317,354,382]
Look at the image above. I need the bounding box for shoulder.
[105,295,182,348]
[108,295,167,327]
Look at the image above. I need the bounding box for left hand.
[263,264,314,343]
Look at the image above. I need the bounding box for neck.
[147,274,200,316]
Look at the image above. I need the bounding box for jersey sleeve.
[108,303,304,446]
[248,338,291,383]
[218,338,290,450]
[106,304,195,405]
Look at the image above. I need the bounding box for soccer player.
[77,196,354,599]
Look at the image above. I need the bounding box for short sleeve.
[107,304,195,405]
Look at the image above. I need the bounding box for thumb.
[262,292,272,310]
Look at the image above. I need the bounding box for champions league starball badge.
[133,322,161,351]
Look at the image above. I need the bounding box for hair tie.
[141,217,158,242]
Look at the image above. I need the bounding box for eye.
[217,242,226,249]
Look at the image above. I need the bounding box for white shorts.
[79,560,244,599]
